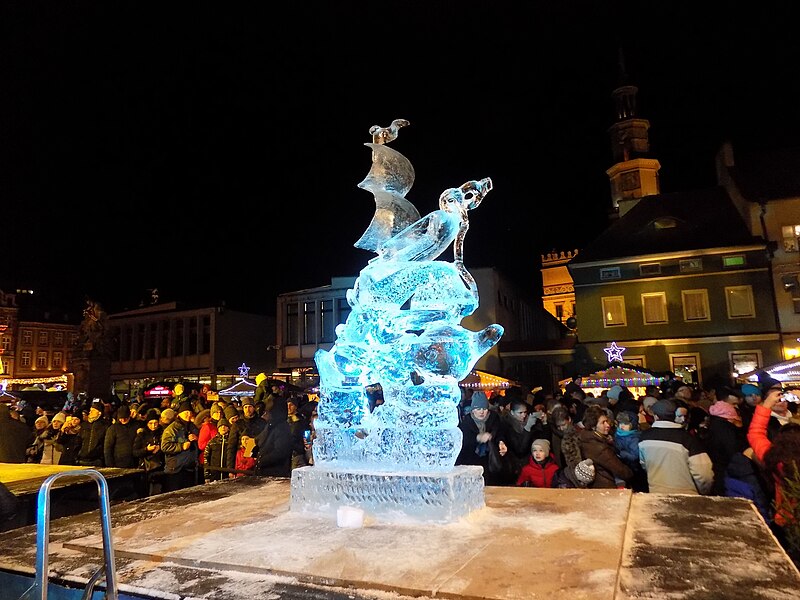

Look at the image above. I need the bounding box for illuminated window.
[602,296,626,327]
[641,292,668,324]
[682,289,710,321]
[36,351,47,368]
[725,285,755,318]
[782,225,800,252]
[54,332,64,346]
[723,255,746,268]
[53,351,62,368]
[21,351,31,367]
[22,330,32,345]
[1,336,10,352]
[38,331,48,345]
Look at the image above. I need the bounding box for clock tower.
[606,50,661,218]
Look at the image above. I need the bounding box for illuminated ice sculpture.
[290,119,503,522]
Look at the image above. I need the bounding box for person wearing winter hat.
[160,396,200,492]
[229,393,267,473]
[707,400,746,494]
[194,409,216,466]
[104,404,138,468]
[40,412,67,465]
[606,385,623,402]
[516,438,559,488]
[614,411,647,492]
[133,407,164,485]
[223,404,240,426]
[455,391,508,485]
[76,398,109,467]
[159,407,176,427]
[26,415,51,463]
[574,459,596,485]
[203,417,233,482]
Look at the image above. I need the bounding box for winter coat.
[103,419,139,468]
[498,413,539,484]
[577,429,633,489]
[516,453,559,488]
[707,415,747,495]
[77,416,109,466]
[748,404,794,527]
[253,402,293,477]
[724,451,772,523]
[55,427,82,465]
[197,420,218,465]
[227,413,267,468]
[204,432,233,481]
[456,411,507,486]
[161,417,199,474]
[559,424,585,488]
[0,404,35,463]
[133,424,164,471]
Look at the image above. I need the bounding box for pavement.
[0,476,796,599]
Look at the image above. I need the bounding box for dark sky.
[4,2,800,315]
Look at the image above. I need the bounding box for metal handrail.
[20,469,118,600]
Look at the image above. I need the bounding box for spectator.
[25,416,50,463]
[133,408,165,494]
[55,414,83,465]
[104,405,139,468]
[253,400,293,477]
[76,399,109,467]
[740,383,762,431]
[161,402,199,491]
[204,417,233,482]
[40,411,67,465]
[747,385,800,560]
[194,408,216,466]
[516,439,559,488]
[159,408,176,429]
[707,399,747,495]
[639,398,714,495]
[228,397,267,474]
[0,404,35,463]
[455,392,508,485]
[724,448,773,524]
[499,399,544,485]
[578,405,633,489]
[614,411,647,492]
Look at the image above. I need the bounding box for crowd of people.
[2,371,799,563]
[0,375,318,497]
[453,373,800,564]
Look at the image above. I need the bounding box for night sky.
[4,2,800,316]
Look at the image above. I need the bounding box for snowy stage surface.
[0,476,798,600]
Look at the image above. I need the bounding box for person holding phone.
[747,384,800,562]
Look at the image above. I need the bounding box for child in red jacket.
[516,439,559,488]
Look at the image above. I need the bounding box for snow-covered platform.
[0,476,797,599]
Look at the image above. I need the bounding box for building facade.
[107,301,276,399]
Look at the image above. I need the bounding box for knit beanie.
[160,408,176,422]
[574,459,595,484]
[470,392,489,410]
[217,417,230,430]
[144,408,161,423]
[709,401,739,420]
[531,439,550,456]
[52,411,67,424]
[35,415,49,429]
[224,405,240,421]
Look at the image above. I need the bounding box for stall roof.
[562,363,668,389]
[218,378,257,397]
[738,359,800,387]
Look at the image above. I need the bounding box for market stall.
[560,364,668,399]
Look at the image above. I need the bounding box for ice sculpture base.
[290,465,485,524]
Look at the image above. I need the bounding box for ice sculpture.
[313,120,503,471]
[291,119,502,522]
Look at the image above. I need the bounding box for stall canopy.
[737,358,800,388]
[459,370,523,392]
[218,378,257,398]
[561,363,668,398]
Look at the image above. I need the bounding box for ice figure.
[312,119,504,472]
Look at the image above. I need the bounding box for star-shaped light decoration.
[603,341,626,363]
[238,363,251,378]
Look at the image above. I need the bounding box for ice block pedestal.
[290,464,485,523]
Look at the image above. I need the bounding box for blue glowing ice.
[313,119,504,472]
